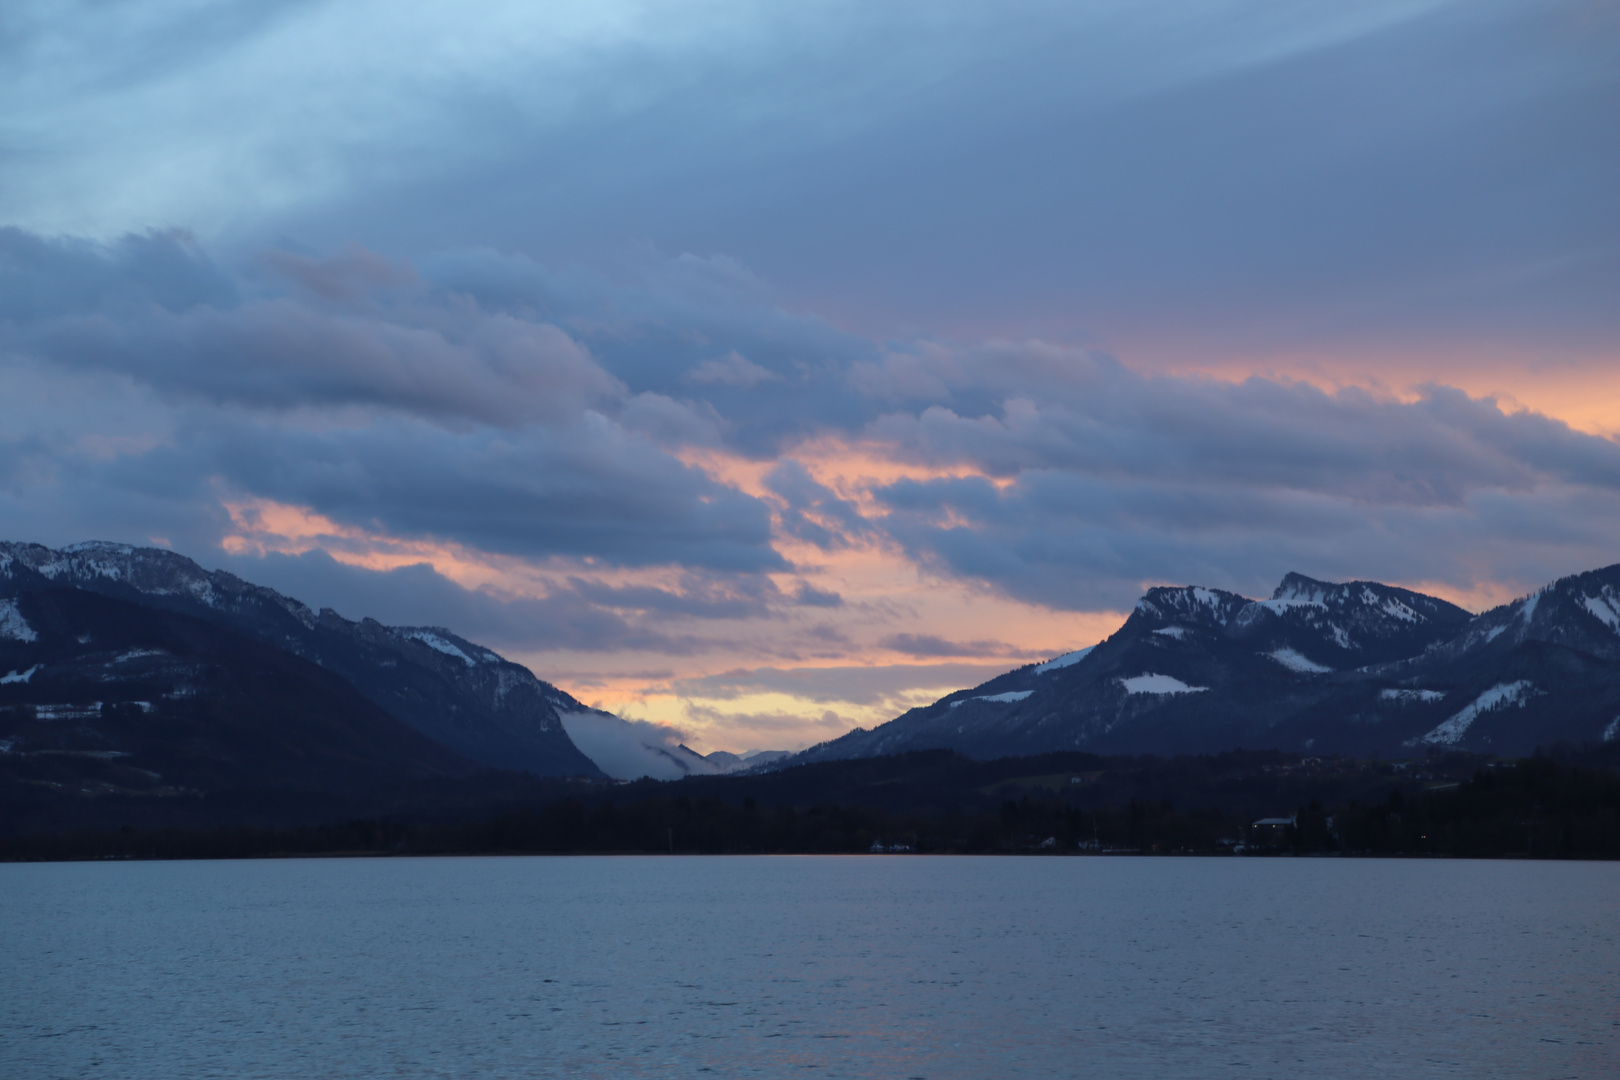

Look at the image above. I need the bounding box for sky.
[2,0,1618,754]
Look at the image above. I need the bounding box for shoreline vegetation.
[4,745,1618,863]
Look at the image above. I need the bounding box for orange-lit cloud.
[1123,340,1620,439]
[217,474,1125,756]
[221,496,510,589]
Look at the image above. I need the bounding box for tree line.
[3,749,1617,861]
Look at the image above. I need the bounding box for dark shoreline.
[6,745,1619,863]
[7,850,1615,864]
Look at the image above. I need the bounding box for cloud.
[4,1,1612,371]
[557,710,710,781]
[682,703,855,750]
[672,663,1020,707]
[826,337,1620,607]
[685,350,778,387]
[416,247,881,454]
[764,458,873,551]
[878,633,1031,659]
[564,573,783,621]
[211,549,693,655]
[196,413,781,571]
[7,237,624,428]
[0,226,237,319]
[0,232,786,574]
[6,1,1450,236]
[791,582,843,608]
[873,443,1620,611]
[857,344,1620,500]
[6,224,1620,629]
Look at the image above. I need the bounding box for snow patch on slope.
[950,690,1034,709]
[1604,716,1620,743]
[1421,681,1537,745]
[1035,647,1093,673]
[1381,597,1420,623]
[1266,648,1332,674]
[1254,596,1327,614]
[2,665,40,684]
[1152,626,1188,640]
[1582,593,1620,635]
[1119,673,1208,696]
[0,599,37,642]
[406,630,474,665]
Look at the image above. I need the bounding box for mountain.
[0,585,486,833]
[787,568,1620,763]
[709,748,793,773]
[0,542,603,778]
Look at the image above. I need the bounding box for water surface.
[2,856,1615,1078]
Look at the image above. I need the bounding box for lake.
[2,856,1615,1078]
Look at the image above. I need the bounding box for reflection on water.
[1,856,1615,1078]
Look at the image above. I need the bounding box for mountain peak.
[60,540,138,555]
[1272,572,1335,602]
[1446,562,1620,663]
[1135,585,1251,628]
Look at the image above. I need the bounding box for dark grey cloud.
[875,459,1620,611]
[30,299,623,425]
[255,0,1617,359]
[0,231,785,574]
[878,633,1031,659]
[6,239,622,428]
[415,248,881,453]
[5,222,1620,623]
[184,415,780,572]
[791,582,843,608]
[859,347,1620,501]
[211,549,698,655]
[7,220,1620,624]
[0,226,236,319]
[838,337,1620,608]
[763,459,872,551]
[196,552,856,663]
[563,574,782,621]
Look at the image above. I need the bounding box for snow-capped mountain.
[1418,565,1620,666]
[786,567,1620,763]
[1226,573,1473,668]
[0,542,602,777]
[0,585,479,819]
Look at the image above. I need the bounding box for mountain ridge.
[0,541,604,778]
[782,565,1620,766]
